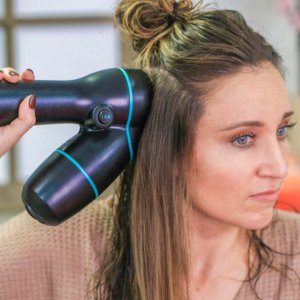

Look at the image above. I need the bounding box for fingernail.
[29,95,37,109]
[9,71,19,76]
[26,69,34,74]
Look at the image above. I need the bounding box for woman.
[0,0,300,299]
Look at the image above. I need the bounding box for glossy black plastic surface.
[0,68,153,225]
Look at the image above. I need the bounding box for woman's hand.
[0,67,36,158]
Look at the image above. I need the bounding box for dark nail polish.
[26,69,34,74]
[29,95,37,109]
[9,71,19,76]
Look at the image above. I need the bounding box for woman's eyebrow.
[219,111,294,132]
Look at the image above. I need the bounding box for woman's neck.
[188,207,253,285]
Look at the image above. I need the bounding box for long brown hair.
[87,1,298,299]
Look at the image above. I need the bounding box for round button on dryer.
[98,109,113,125]
[92,105,114,129]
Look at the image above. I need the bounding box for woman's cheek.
[191,142,255,210]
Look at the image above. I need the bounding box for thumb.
[18,95,37,124]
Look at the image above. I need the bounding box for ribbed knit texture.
[0,194,115,300]
[0,195,300,300]
[235,208,300,300]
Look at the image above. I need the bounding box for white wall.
[14,0,117,17]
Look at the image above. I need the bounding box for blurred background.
[1,0,300,224]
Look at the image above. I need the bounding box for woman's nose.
[257,138,289,179]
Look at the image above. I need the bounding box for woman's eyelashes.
[230,121,297,150]
[230,131,256,150]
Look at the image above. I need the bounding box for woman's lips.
[249,189,280,202]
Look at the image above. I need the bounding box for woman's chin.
[244,207,275,230]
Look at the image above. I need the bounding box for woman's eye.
[230,121,297,150]
[230,132,256,150]
[277,126,286,137]
[236,136,252,145]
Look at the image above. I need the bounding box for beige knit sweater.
[0,195,300,300]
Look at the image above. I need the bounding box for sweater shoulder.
[264,209,300,247]
[0,194,116,300]
[272,208,300,241]
[256,210,300,282]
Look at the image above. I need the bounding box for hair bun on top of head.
[167,0,179,28]
[113,0,205,55]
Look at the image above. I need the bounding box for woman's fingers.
[0,67,20,83]
[0,67,35,82]
[20,69,35,81]
[0,95,36,158]
[0,67,37,158]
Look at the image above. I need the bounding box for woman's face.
[190,63,293,230]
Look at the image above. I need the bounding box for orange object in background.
[274,156,300,213]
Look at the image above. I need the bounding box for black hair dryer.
[0,68,153,225]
